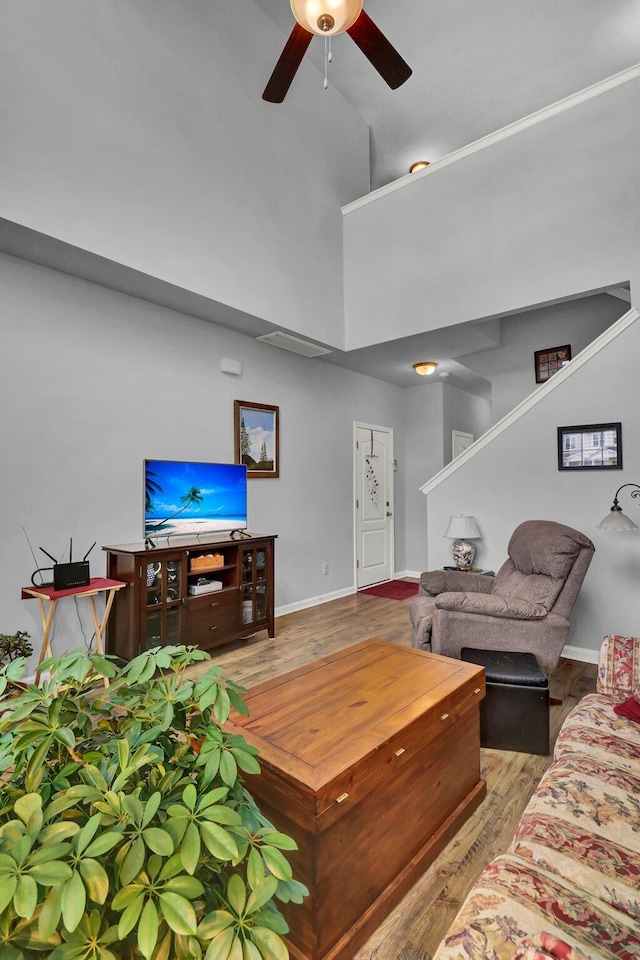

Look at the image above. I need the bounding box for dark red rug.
[359,580,419,600]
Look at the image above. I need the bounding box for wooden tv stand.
[103,534,276,662]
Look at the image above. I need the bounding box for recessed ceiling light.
[413,361,438,376]
[409,161,430,173]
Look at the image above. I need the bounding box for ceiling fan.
[263,0,412,103]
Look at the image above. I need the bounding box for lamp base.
[452,539,476,570]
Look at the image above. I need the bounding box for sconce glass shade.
[290,0,363,35]
[596,507,639,531]
[410,161,430,173]
[444,516,481,540]
[413,361,438,376]
[597,483,640,531]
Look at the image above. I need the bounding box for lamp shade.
[596,509,639,532]
[444,516,481,540]
[290,0,363,35]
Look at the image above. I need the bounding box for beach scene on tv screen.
[145,460,247,537]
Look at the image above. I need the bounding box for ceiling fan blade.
[263,22,313,103]
[347,9,412,90]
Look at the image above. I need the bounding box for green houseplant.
[0,646,307,960]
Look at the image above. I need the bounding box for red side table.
[21,577,127,686]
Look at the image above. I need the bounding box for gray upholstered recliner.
[409,520,595,678]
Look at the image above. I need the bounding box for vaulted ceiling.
[254,1,640,190]
[251,1,640,391]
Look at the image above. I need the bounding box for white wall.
[424,315,640,658]
[0,0,369,348]
[0,253,406,672]
[459,295,626,424]
[344,75,640,349]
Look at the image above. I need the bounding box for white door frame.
[353,422,395,588]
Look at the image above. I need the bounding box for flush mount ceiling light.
[263,1,412,103]
[413,361,439,376]
[410,161,430,173]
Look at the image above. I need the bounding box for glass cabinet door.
[142,556,183,649]
[239,546,269,629]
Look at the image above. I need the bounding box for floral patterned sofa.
[433,634,640,960]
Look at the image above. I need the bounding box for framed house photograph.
[535,344,571,383]
[557,422,622,471]
[234,400,279,479]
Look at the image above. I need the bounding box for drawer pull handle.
[336,793,349,804]
[394,748,405,757]
[209,626,218,632]
[441,713,449,721]
[210,602,220,609]
[474,687,481,695]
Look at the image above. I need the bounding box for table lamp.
[444,515,481,569]
[596,483,640,531]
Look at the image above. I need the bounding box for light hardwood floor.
[190,587,597,960]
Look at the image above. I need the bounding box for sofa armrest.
[597,634,640,699]
[435,591,547,620]
[419,570,494,597]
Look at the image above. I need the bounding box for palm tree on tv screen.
[147,486,203,531]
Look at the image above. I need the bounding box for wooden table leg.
[88,592,114,688]
[35,597,57,686]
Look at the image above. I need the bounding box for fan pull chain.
[323,36,332,90]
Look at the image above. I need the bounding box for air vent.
[256,331,332,358]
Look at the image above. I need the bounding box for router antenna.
[40,546,58,564]
[70,537,73,562]
[83,541,96,561]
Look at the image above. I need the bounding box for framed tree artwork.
[234,400,280,479]
[534,344,571,383]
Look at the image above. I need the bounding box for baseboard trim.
[275,585,356,618]
[561,644,600,665]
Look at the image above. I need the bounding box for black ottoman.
[461,648,549,755]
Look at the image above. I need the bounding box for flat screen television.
[144,459,247,539]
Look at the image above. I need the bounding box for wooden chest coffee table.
[225,639,486,960]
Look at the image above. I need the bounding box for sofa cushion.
[512,751,640,921]
[554,693,640,776]
[598,635,640,699]
[432,853,640,960]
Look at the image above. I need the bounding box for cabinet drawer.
[186,590,236,615]
[184,590,238,644]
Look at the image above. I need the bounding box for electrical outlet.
[322,562,329,576]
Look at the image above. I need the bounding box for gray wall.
[0,0,369,349]
[0,253,406,672]
[458,295,626,424]
[344,76,640,348]
[425,314,640,658]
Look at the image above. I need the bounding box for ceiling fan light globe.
[291,0,363,35]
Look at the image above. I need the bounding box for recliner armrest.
[419,571,494,597]
[435,591,547,620]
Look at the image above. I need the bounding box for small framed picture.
[535,344,571,383]
[234,401,279,479]
[557,422,622,471]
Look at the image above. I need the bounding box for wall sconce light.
[596,483,640,531]
[413,361,438,376]
[409,161,430,173]
[444,515,481,569]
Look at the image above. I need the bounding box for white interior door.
[354,424,394,588]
